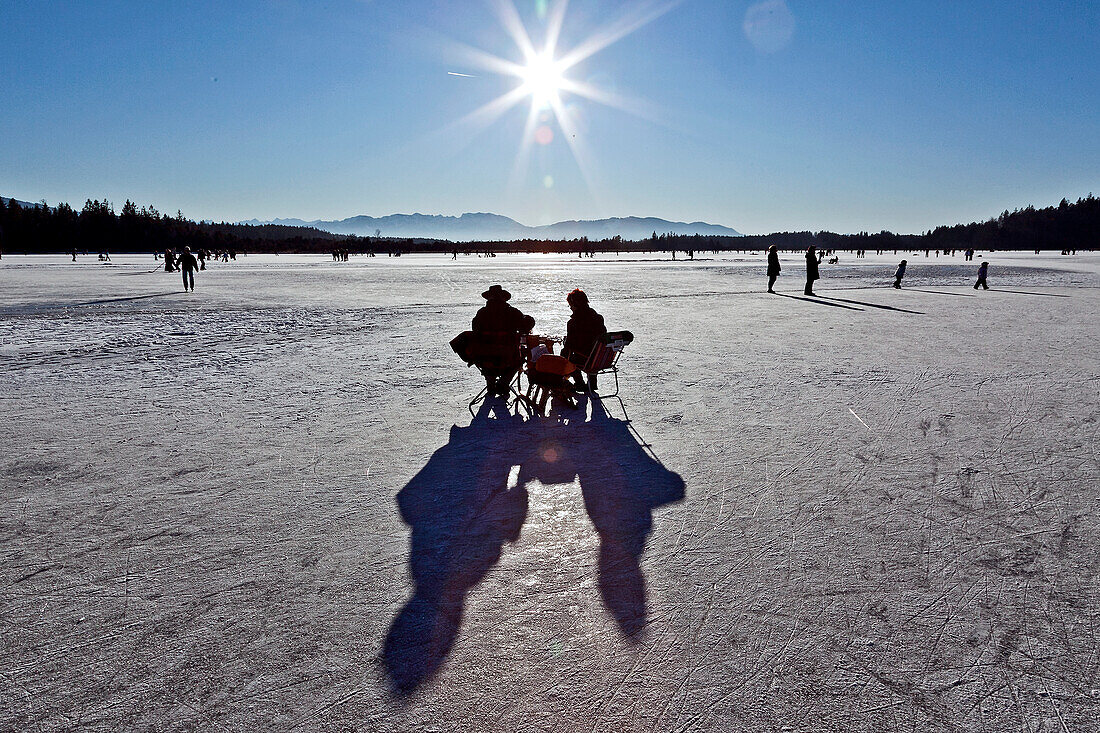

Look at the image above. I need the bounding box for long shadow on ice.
[905,288,976,297]
[73,292,179,306]
[383,397,530,697]
[988,288,1070,297]
[518,398,685,641]
[816,294,924,314]
[383,397,684,696]
[773,292,863,310]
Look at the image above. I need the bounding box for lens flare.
[743,0,795,53]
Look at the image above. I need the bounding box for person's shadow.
[383,397,530,697]
[383,397,684,697]
[518,398,685,640]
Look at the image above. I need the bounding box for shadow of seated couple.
[383,397,685,697]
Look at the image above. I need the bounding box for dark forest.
[0,194,1096,255]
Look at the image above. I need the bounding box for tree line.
[0,193,1095,255]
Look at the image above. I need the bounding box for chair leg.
[523,381,543,417]
[507,371,525,402]
[468,385,489,416]
[592,367,618,398]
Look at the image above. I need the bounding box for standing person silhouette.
[563,288,607,394]
[766,245,781,293]
[974,261,989,290]
[804,245,820,296]
[177,246,200,292]
[893,259,907,288]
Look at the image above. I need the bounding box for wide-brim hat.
[482,284,511,301]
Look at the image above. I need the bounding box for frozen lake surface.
[2,251,1099,731]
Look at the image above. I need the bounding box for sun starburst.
[519,50,566,108]
[444,0,681,195]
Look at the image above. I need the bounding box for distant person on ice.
[563,288,607,393]
[178,246,200,292]
[974,260,989,290]
[470,285,535,396]
[804,245,819,296]
[893,259,907,289]
[766,244,781,293]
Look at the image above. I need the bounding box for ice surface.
[2,252,1098,730]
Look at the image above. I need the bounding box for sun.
[519,51,566,107]
[442,0,681,189]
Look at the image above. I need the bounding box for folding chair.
[579,330,634,398]
[460,330,525,415]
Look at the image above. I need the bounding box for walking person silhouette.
[974,261,989,290]
[893,259,907,288]
[177,246,200,292]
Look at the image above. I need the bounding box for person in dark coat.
[766,245,781,293]
[563,288,607,393]
[470,285,535,396]
[804,245,819,295]
[177,246,200,292]
[893,259,907,289]
[974,261,989,290]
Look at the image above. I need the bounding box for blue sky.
[2,0,1097,234]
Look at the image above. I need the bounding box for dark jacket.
[805,250,819,281]
[565,304,607,361]
[767,250,781,276]
[178,252,199,272]
[466,300,534,371]
[472,299,533,335]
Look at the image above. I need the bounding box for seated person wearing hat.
[470,284,535,396]
[562,288,607,393]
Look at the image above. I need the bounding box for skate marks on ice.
[737,371,1100,731]
[383,397,684,697]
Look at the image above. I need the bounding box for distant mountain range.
[1,196,43,209]
[238,212,741,242]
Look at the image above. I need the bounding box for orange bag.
[534,354,576,376]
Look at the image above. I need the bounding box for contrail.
[447,71,477,78]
